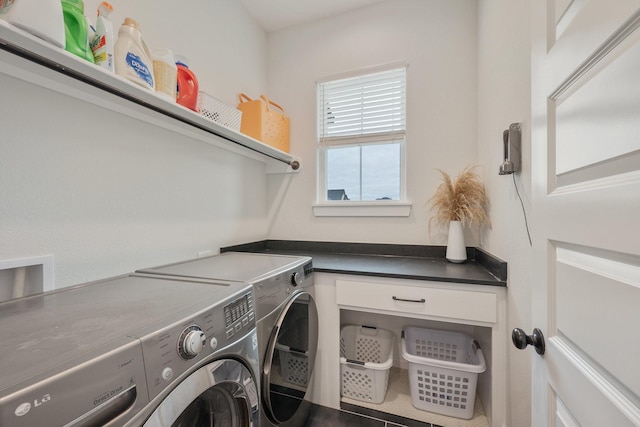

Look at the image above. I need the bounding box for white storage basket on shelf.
[197,92,242,131]
[401,326,486,420]
[340,325,394,404]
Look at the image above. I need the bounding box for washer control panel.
[140,288,255,399]
[223,291,255,341]
[224,292,252,326]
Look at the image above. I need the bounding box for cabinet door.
[336,280,497,324]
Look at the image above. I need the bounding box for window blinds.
[318,66,407,146]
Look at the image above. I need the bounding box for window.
[316,64,408,215]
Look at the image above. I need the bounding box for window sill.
[312,201,412,217]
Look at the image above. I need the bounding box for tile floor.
[303,403,443,427]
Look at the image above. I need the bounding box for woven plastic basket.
[340,325,394,404]
[276,314,310,386]
[401,326,486,419]
[197,92,242,131]
[276,342,309,386]
[237,93,290,152]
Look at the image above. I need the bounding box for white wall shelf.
[0,21,299,174]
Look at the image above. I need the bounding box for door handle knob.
[512,328,545,355]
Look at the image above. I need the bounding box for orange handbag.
[237,93,290,153]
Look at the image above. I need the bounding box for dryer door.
[262,291,319,425]
[144,359,259,427]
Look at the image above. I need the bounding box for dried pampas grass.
[428,166,490,232]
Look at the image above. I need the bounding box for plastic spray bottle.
[114,18,155,91]
[90,1,114,71]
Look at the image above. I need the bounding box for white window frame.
[313,63,411,217]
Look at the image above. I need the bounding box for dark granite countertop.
[221,240,507,287]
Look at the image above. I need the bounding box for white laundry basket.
[340,325,394,404]
[401,326,486,419]
[276,314,310,387]
[276,342,309,386]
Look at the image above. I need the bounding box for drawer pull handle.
[392,296,426,303]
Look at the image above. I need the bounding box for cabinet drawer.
[336,280,497,323]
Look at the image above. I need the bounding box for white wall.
[477,1,532,426]
[265,0,480,245]
[266,1,533,425]
[0,0,269,289]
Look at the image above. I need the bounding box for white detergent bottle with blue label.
[114,17,154,90]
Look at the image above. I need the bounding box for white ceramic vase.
[446,220,467,263]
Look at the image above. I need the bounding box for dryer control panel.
[253,260,313,320]
[139,288,255,400]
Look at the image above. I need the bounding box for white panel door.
[531,1,640,426]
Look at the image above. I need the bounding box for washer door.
[144,359,259,427]
[262,291,319,425]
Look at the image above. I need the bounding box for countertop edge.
[221,240,507,287]
[312,267,506,286]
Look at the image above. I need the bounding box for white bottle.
[151,48,177,101]
[90,1,114,72]
[114,17,155,91]
[0,0,65,48]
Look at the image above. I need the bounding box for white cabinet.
[336,279,498,323]
[310,272,507,427]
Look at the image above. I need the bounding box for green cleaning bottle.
[61,0,94,63]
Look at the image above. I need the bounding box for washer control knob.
[291,271,302,287]
[210,337,218,350]
[178,326,206,359]
[184,330,205,355]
